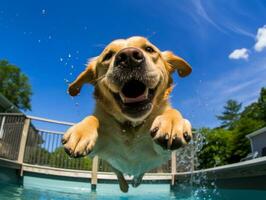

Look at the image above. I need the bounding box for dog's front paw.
[150,113,192,150]
[62,116,99,158]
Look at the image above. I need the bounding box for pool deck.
[0,157,172,182]
[173,156,266,190]
[1,156,266,190]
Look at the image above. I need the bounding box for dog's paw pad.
[62,121,98,158]
[183,131,191,143]
[150,116,192,150]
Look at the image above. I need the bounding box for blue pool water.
[0,183,266,200]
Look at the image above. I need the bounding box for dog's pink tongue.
[124,94,147,103]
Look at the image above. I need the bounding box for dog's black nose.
[115,47,144,68]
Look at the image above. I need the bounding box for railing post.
[91,156,99,191]
[17,118,30,164]
[171,150,177,187]
[0,116,6,139]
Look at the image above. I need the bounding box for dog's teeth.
[144,88,148,98]
[119,93,126,103]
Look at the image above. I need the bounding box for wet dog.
[62,36,192,192]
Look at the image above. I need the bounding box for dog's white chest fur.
[93,128,171,176]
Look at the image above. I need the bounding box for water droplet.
[60,58,63,62]
[68,53,71,58]
[38,39,41,43]
[42,9,46,15]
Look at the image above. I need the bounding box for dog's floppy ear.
[162,51,192,77]
[68,59,97,96]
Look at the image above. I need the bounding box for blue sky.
[1,0,266,129]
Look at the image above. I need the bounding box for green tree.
[229,117,264,163]
[0,60,32,110]
[229,87,266,162]
[241,87,266,125]
[198,87,266,169]
[257,88,266,122]
[216,99,242,129]
[49,147,93,170]
[198,128,234,169]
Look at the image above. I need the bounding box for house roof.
[246,127,266,139]
[0,93,21,113]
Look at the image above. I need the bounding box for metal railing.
[24,115,94,171]
[24,129,94,170]
[0,113,174,174]
[0,114,25,160]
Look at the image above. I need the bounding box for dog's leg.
[62,116,99,157]
[132,173,144,188]
[150,108,192,150]
[110,166,129,193]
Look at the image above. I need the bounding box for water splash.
[64,78,70,84]
[174,132,220,199]
[60,51,83,113]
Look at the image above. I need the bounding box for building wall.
[251,131,266,156]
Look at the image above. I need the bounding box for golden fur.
[62,36,192,192]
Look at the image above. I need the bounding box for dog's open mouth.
[120,80,148,103]
[112,79,156,118]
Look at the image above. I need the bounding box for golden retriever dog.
[62,36,192,192]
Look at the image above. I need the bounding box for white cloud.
[228,48,249,60]
[254,25,266,52]
[228,25,266,61]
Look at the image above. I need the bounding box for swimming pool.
[1,115,266,199]
[1,182,266,200]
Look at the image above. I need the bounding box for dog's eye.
[145,46,155,53]
[102,52,114,62]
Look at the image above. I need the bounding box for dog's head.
[68,36,191,121]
